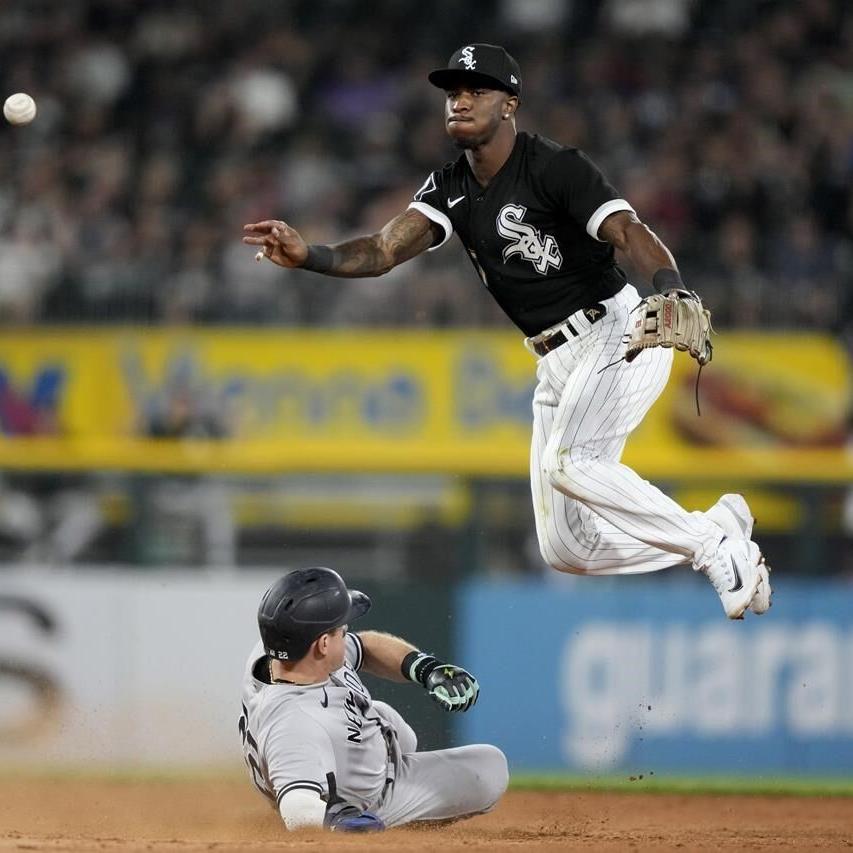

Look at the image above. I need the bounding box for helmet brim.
[345,589,371,624]
[428,68,517,96]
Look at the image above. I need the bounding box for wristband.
[302,244,334,273]
[401,651,442,686]
[651,268,683,293]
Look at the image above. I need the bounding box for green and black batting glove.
[402,651,480,713]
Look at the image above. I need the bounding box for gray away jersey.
[238,633,396,813]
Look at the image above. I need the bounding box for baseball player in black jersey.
[244,44,771,620]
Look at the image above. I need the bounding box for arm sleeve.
[345,631,364,671]
[407,171,453,251]
[279,787,327,830]
[266,715,334,816]
[543,149,634,242]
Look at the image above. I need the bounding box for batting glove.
[402,652,480,713]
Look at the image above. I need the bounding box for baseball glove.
[625,288,713,366]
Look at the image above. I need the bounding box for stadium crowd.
[0,0,850,336]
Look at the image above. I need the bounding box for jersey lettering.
[497,204,563,275]
[343,691,364,743]
[341,667,369,697]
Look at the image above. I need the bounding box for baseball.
[3,92,37,125]
[255,250,265,262]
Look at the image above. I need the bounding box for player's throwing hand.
[243,220,308,268]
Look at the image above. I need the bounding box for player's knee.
[543,550,591,574]
[538,536,576,573]
[374,701,418,754]
[478,746,509,807]
[536,525,590,575]
[542,448,589,500]
[540,443,563,487]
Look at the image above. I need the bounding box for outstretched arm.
[357,630,479,712]
[243,209,441,278]
[358,630,417,681]
[599,210,683,290]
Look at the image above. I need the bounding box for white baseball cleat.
[698,537,763,620]
[749,556,772,615]
[706,493,771,615]
[706,493,753,540]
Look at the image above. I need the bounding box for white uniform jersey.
[238,633,396,813]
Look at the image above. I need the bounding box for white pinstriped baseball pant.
[529,283,722,575]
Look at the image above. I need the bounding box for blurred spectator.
[696,213,770,327]
[0,217,61,322]
[771,213,844,327]
[605,0,694,36]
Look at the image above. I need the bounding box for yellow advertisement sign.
[0,329,848,480]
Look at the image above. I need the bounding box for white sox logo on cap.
[459,46,476,70]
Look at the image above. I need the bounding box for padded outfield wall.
[0,570,452,770]
[457,576,853,776]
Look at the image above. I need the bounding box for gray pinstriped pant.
[372,701,508,828]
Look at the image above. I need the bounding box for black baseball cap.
[429,44,521,98]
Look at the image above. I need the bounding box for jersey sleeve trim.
[586,198,635,241]
[407,202,453,251]
[276,780,325,805]
[347,631,365,672]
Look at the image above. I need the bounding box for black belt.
[532,303,607,356]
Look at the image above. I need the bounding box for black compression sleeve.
[652,268,684,292]
[302,244,334,273]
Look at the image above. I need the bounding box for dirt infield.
[1,777,851,852]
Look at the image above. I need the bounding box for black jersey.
[409,132,634,336]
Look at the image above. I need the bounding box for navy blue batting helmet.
[258,567,371,661]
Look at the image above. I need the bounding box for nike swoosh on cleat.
[448,195,466,208]
[728,556,743,593]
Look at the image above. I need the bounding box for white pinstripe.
[529,284,723,575]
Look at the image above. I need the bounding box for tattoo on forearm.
[324,237,393,277]
[318,210,436,278]
[383,210,438,266]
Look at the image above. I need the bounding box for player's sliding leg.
[372,700,417,752]
[375,744,508,828]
